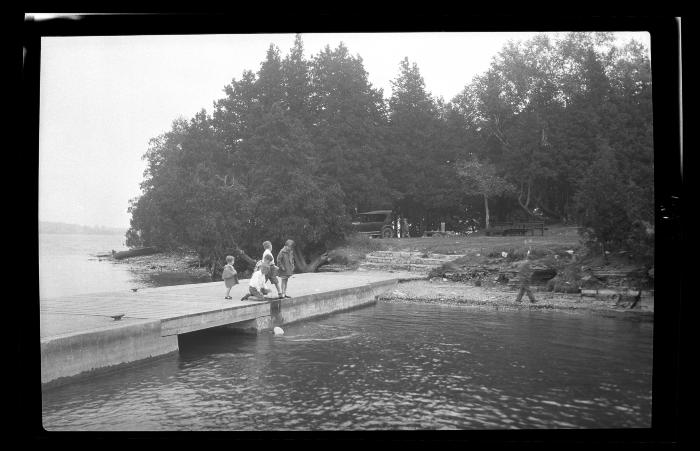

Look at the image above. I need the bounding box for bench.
[485,221,547,236]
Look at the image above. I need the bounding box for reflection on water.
[42,302,653,430]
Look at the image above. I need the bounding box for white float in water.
[273,327,284,335]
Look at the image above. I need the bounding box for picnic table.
[485,221,547,236]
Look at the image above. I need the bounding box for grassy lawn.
[328,225,584,267]
[374,225,582,255]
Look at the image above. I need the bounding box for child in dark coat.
[276,239,295,298]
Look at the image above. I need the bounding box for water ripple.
[43,302,653,430]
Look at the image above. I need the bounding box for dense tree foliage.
[127,32,653,272]
[384,58,466,232]
[452,32,652,256]
[308,43,391,213]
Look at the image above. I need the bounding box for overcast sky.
[37,31,649,229]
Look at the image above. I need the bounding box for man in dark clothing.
[515,251,537,303]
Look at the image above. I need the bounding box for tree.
[308,42,391,213]
[127,111,254,274]
[573,141,638,260]
[257,44,284,110]
[455,156,516,229]
[384,57,464,231]
[451,32,652,228]
[126,32,654,273]
[128,38,352,276]
[282,34,313,126]
[212,41,351,265]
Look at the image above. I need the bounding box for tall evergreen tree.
[128,111,251,270]
[309,42,391,214]
[385,57,463,230]
[282,34,313,126]
[573,141,636,258]
[130,37,351,274]
[256,44,284,110]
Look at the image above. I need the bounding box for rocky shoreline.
[380,279,654,318]
[110,249,213,280]
[105,249,653,318]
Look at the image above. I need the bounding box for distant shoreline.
[39,231,126,235]
[39,221,127,236]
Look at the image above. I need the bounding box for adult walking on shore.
[515,251,537,304]
[277,239,295,298]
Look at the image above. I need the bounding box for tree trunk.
[517,182,563,221]
[200,242,258,279]
[517,179,538,218]
[484,194,490,229]
[293,247,329,273]
[533,195,565,222]
[602,242,608,264]
[233,248,257,269]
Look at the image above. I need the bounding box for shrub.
[573,143,654,261]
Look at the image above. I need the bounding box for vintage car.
[351,210,394,238]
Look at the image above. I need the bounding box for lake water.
[41,302,653,431]
[39,233,204,298]
[39,233,653,430]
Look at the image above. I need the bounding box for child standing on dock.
[276,239,295,298]
[222,255,238,300]
[261,241,283,299]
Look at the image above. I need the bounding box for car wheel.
[382,228,393,238]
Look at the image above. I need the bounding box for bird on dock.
[111,313,125,321]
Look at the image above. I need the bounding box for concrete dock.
[40,271,420,387]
